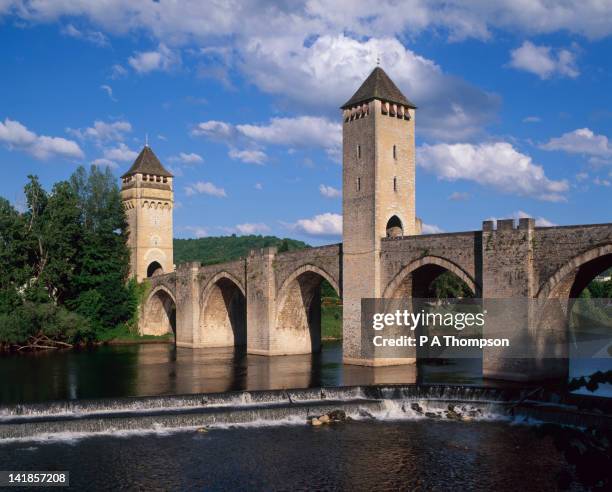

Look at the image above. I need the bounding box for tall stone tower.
[120,145,174,281]
[341,67,417,365]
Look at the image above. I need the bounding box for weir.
[2,385,610,441]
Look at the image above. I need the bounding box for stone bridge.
[143,244,342,356]
[142,218,611,381]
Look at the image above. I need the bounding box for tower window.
[357,145,361,159]
[393,145,397,160]
[357,177,361,191]
[393,177,397,191]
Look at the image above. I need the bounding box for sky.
[0,1,611,246]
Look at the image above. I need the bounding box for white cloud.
[236,116,341,159]
[110,64,127,79]
[508,41,579,79]
[594,177,611,187]
[128,43,180,73]
[61,23,108,46]
[195,116,341,160]
[421,223,444,234]
[448,191,470,201]
[254,182,263,190]
[169,152,203,164]
[100,84,117,102]
[9,1,612,43]
[523,116,541,123]
[91,157,117,168]
[291,212,342,237]
[241,35,499,141]
[227,222,271,235]
[103,143,138,162]
[228,148,267,165]
[184,225,208,238]
[68,120,131,143]
[540,128,612,160]
[488,211,557,228]
[0,117,84,160]
[319,184,341,198]
[417,141,568,202]
[191,120,234,140]
[576,172,589,182]
[184,181,226,198]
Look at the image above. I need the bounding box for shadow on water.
[1,341,530,405]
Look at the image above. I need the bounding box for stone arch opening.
[142,287,176,339]
[386,215,403,238]
[147,261,164,278]
[535,246,612,387]
[200,274,246,347]
[275,265,341,354]
[384,256,478,299]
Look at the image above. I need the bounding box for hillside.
[173,235,310,266]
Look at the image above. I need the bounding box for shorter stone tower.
[120,146,174,281]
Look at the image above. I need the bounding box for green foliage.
[321,302,342,339]
[0,166,136,348]
[174,235,309,265]
[429,271,474,298]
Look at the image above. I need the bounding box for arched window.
[386,215,403,238]
[147,261,164,277]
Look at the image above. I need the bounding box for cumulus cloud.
[60,23,108,46]
[128,43,180,73]
[540,128,612,162]
[523,116,541,123]
[319,184,341,198]
[184,225,208,238]
[194,116,341,161]
[0,117,84,160]
[110,64,127,79]
[242,35,499,141]
[508,41,579,79]
[223,222,271,235]
[100,84,117,102]
[8,1,612,42]
[254,182,263,190]
[184,181,226,197]
[236,116,341,159]
[290,212,342,237]
[417,141,568,202]
[191,120,234,140]
[102,143,138,162]
[68,120,131,143]
[228,148,267,165]
[169,152,203,164]
[488,211,557,228]
[421,223,444,234]
[594,177,611,187]
[448,191,470,201]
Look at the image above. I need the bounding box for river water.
[2,340,609,405]
[1,341,608,491]
[0,419,578,490]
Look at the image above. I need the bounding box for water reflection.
[2,341,515,405]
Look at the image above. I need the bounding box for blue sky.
[0,1,611,245]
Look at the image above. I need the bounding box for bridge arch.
[199,271,247,347]
[383,255,479,298]
[142,285,176,338]
[274,264,341,354]
[537,244,612,300]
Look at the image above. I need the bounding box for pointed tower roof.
[121,146,172,178]
[341,67,416,110]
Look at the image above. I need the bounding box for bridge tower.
[341,67,418,365]
[120,145,174,281]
